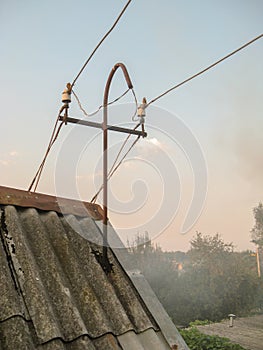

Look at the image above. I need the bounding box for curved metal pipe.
[102,63,133,271]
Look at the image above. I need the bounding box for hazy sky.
[1,1,262,251]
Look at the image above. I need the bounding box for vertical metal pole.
[102,63,133,270]
[102,89,109,263]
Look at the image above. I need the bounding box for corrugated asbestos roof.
[0,186,189,350]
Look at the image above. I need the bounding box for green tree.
[184,233,259,322]
[128,232,260,326]
[164,233,259,324]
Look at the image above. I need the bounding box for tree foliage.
[128,232,261,326]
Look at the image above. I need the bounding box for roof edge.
[0,186,103,220]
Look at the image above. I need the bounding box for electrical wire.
[72,88,130,117]
[71,0,132,88]
[108,134,140,180]
[91,135,140,203]
[28,108,66,192]
[106,88,130,107]
[109,124,139,172]
[29,120,64,192]
[147,34,263,106]
[131,88,139,121]
[91,124,140,203]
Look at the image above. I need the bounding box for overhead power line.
[147,34,263,106]
[71,0,132,87]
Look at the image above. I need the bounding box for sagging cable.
[72,88,130,118]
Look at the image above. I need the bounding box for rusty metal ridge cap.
[0,186,103,220]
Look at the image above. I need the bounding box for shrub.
[179,327,246,350]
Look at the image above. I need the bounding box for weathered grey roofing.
[0,186,188,350]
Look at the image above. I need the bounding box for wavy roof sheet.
[0,186,188,350]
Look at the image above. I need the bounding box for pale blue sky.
[1,1,262,251]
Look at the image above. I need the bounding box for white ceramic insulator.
[137,103,146,117]
[62,89,71,103]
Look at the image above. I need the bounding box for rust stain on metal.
[0,186,103,220]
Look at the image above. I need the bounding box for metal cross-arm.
[58,116,146,137]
